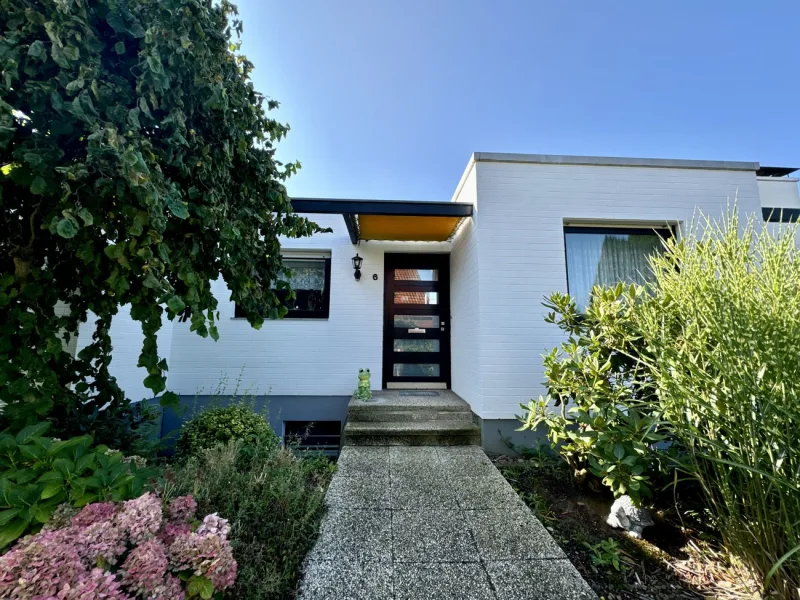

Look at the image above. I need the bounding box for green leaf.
[0,509,20,527]
[142,271,161,289]
[76,208,93,226]
[28,40,46,59]
[160,391,179,409]
[56,218,78,238]
[143,373,165,394]
[166,196,189,219]
[167,295,186,313]
[40,481,63,500]
[104,244,125,260]
[30,176,46,195]
[114,41,126,54]
[0,519,30,549]
[15,422,50,444]
[613,443,625,461]
[187,575,214,599]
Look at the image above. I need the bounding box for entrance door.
[383,254,450,389]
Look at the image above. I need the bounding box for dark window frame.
[562,225,673,303]
[234,256,332,320]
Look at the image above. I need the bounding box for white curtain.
[565,231,662,310]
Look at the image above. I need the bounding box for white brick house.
[78,153,800,452]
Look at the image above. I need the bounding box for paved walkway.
[298,446,597,600]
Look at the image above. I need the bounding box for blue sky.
[235,0,800,201]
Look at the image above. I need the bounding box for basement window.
[284,421,341,451]
[235,253,331,319]
[564,226,672,311]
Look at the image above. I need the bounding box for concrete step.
[342,420,482,446]
[347,408,473,423]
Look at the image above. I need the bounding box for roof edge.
[473,152,760,172]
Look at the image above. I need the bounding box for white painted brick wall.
[76,306,173,403]
[165,213,451,397]
[471,160,762,419]
[449,166,482,414]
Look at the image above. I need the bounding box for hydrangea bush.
[0,492,236,599]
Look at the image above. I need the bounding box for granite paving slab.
[298,445,597,600]
[392,508,478,562]
[325,475,391,509]
[336,446,390,477]
[393,563,495,600]
[486,560,598,600]
[465,505,567,560]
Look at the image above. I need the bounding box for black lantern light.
[352,253,363,281]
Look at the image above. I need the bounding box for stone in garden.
[606,495,653,538]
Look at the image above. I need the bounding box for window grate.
[284,421,341,451]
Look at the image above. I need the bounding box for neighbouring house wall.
[76,306,175,403]
[471,160,763,425]
[165,213,451,398]
[449,165,482,415]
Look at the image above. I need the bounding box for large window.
[235,255,331,319]
[564,226,671,311]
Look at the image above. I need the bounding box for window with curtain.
[564,226,671,311]
[234,256,331,319]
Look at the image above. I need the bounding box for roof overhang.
[290,198,474,244]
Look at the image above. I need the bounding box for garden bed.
[493,454,760,600]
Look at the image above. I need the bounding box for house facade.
[77,153,800,453]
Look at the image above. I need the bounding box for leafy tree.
[0,0,324,445]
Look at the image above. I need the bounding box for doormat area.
[398,391,440,397]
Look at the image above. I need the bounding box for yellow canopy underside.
[357,215,463,241]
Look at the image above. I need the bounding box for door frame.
[382,253,451,389]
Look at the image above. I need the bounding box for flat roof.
[472,152,760,172]
[290,198,473,244]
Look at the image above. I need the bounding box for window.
[284,421,341,451]
[235,255,331,319]
[564,226,671,311]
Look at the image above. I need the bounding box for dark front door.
[383,254,450,389]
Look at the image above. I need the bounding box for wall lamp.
[352,253,363,281]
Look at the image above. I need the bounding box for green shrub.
[635,212,800,597]
[0,422,154,548]
[176,405,277,459]
[161,440,334,600]
[519,284,669,505]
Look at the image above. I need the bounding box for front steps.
[342,390,481,446]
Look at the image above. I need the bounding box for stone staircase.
[342,390,481,446]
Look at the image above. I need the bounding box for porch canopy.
[290,198,474,244]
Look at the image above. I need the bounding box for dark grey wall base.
[161,394,351,450]
[477,417,550,455]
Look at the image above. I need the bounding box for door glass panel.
[394,269,438,281]
[393,364,441,377]
[394,291,439,305]
[393,339,440,353]
[394,315,440,329]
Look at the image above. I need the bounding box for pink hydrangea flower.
[168,532,237,591]
[0,494,236,600]
[60,568,132,600]
[74,520,127,566]
[167,496,197,524]
[120,539,168,597]
[71,502,117,528]
[116,493,162,544]
[157,522,192,546]
[149,574,186,600]
[196,513,230,538]
[0,532,84,598]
